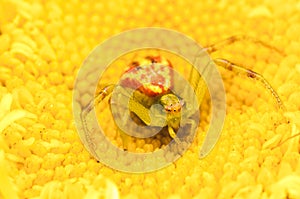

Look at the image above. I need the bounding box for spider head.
[160,94,184,130]
[160,94,183,113]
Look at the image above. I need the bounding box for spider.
[80,35,287,154]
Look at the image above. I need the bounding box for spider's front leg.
[213,58,285,109]
[202,35,285,109]
[204,35,283,55]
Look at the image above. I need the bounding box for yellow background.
[0,0,300,198]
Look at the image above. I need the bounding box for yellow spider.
[81,35,286,154]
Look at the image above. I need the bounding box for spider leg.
[128,97,151,125]
[204,35,284,55]
[80,84,115,154]
[109,87,152,150]
[81,84,115,118]
[118,128,131,151]
[168,117,198,156]
[112,86,153,126]
[213,58,285,110]
[180,117,197,143]
[168,125,180,143]
[188,67,207,108]
[190,35,285,108]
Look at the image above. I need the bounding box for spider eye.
[135,66,142,70]
[131,61,139,67]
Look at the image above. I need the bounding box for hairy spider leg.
[81,85,115,118]
[271,124,300,150]
[201,35,286,109]
[80,84,115,155]
[204,35,284,55]
[203,36,300,150]
[190,36,289,158]
[213,58,285,110]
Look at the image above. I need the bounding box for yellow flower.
[0,0,300,198]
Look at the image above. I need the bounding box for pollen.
[0,0,299,199]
